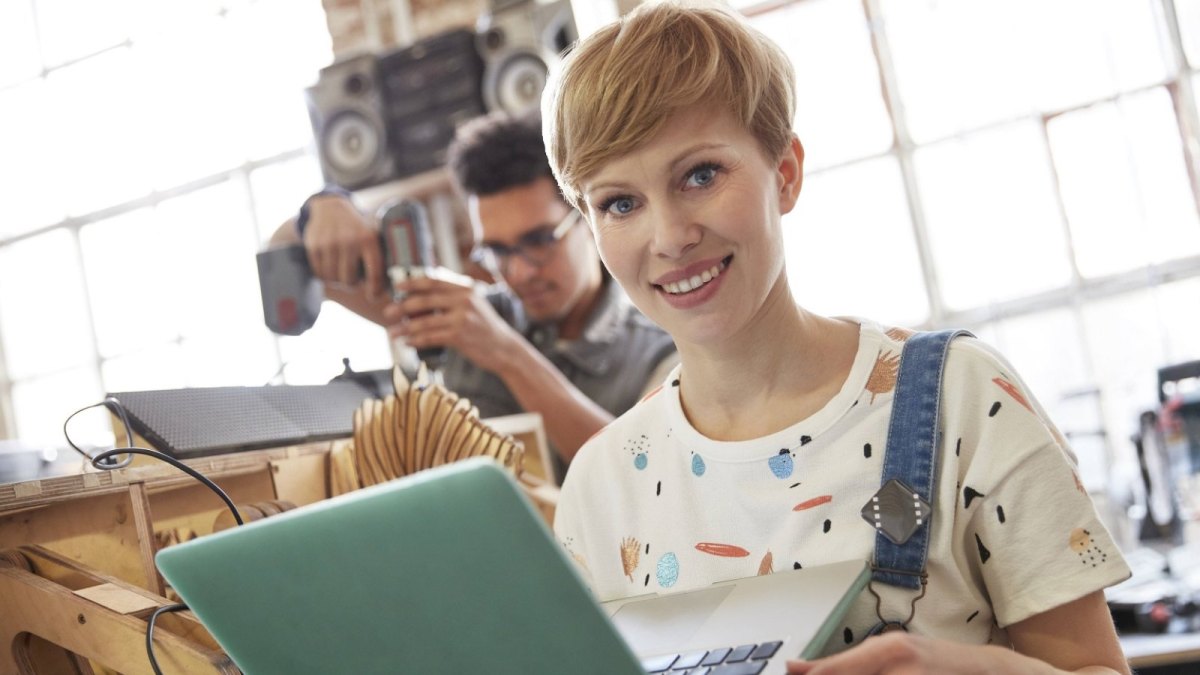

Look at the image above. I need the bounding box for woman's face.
[580,106,803,348]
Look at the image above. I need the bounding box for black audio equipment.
[305,54,396,190]
[305,4,575,191]
[378,29,487,179]
[476,0,577,115]
[109,382,382,459]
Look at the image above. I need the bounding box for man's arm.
[488,338,614,463]
[269,196,614,459]
[386,274,612,462]
[267,196,393,326]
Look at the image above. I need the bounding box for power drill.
[256,197,437,339]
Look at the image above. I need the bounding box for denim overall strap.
[871,329,972,591]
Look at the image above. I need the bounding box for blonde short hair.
[543,1,796,211]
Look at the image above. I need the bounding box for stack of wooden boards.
[329,366,524,494]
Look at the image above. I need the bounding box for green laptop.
[156,458,868,674]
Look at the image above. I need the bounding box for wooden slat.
[126,483,163,596]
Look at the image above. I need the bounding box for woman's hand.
[790,590,1128,674]
[786,632,1052,675]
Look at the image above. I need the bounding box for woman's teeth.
[662,260,726,295]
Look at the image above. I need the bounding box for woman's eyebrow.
[583,178,633,196]
[668,142,728,171]
[585,143,730,196]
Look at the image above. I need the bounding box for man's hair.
[543,1,796,211]
[447,110,554,197]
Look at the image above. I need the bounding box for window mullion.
[1159,0,1200,225]
[861,0,944,327]
[1037,113,1085,289]
[0,322,11,438]
[69,227,104,397]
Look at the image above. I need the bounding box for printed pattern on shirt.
[555,319,1129,654]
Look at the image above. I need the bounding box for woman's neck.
[675,285,859,442]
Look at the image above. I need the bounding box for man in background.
[269,111,676,477]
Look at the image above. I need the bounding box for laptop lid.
[155,458,643,674]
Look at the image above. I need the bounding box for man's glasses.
[471,209,582,274]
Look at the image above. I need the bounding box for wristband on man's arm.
[295,185,352,238]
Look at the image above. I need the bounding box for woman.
[543,2,1130,673]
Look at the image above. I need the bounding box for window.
[1048,87,1200,278]
[0,0,392,446]
[783,156,928,324]
[738,0,1200,493]
[915,120,1073,309]
[748,0,893,170]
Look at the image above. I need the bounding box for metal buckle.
[867,565,928,633]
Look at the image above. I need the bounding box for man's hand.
[383,270,523,373]
[303,194,386,301]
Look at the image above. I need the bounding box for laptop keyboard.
[641,640,782,674]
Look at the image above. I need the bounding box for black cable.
[91,446,244,526]
[63,397,248,673]
[63,397,134,469]
[63,398,244,526]
[146,603,189,675]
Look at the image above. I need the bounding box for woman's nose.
[651,204,702,259]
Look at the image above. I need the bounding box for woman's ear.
[776,135,804,214]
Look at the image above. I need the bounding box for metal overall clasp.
[866,566,928,635]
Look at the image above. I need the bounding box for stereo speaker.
[305,54,397,190]
[307,5,572,191]
[476,0,577,115]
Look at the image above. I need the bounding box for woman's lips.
[654,255,732,308]
[652,255,732,294]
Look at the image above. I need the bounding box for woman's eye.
[603,197,636,215]
[685,164,719,189]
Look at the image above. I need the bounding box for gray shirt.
[436,278,677,478]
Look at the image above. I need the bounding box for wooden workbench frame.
[0,413,552,674]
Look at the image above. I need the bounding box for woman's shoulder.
[941,333,1028,393]
[877,326,1016,382]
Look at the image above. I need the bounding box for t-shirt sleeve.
[948,341,1131,627]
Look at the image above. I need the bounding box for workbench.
[0,413,552,674]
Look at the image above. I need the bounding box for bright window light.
[880,0,1170,142]
[79,208,180,358]
[1180,0,1200,67]
[153,181,263,341]
[0,81,63,237]
[784,156,928,325]
[0,230,94,379]
[277,303,393,385]
[749,0,893,169]
[1048,87,1200,278]
[35,0,132,67]
[250,157,325,245]
[45,47,155,216]
[12,367,105,447]
[0,0,40,87]
[915,121,1073,309]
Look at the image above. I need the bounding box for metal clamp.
[867,566,928,634]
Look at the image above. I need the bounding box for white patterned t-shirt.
[553,319,1130,653]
